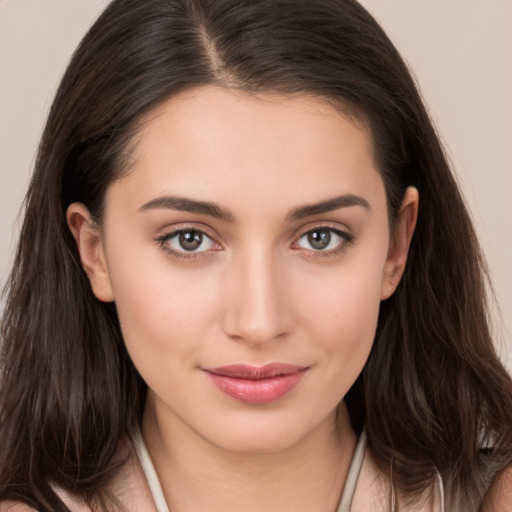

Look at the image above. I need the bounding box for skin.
[480,466,512,511]
[68,86,418,512]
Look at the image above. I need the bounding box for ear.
[380,186,419,300]
[66,203,114,302]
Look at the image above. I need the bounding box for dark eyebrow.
[286,194,370,222]
[139,193,369,223]
[138,196,235,222]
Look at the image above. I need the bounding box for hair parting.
[1,1,511,510]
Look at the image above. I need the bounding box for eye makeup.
[154,222,355,263]
[154,226,222,261]
[291,225,355,260]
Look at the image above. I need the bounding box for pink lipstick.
[203,363,308,404]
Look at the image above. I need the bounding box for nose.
[221,247,292,346]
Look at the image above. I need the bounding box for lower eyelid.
[156,228,223,259]
[164,247,216,260]
[293,227,352,250]
[156,226,353,260]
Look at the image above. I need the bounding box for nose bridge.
[222,243,290,345]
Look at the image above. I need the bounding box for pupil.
[179,231,202,251]
[308,229,330,250]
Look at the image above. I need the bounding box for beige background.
[1,1,511,371]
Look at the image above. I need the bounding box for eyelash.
[291,225,354,259]
[155,225,354,261]
[155,227,221,261]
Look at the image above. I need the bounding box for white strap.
[336,431,367,512]
[436,471,446,511]
[131,428,368,512]
[131,429,170,512]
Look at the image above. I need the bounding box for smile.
[203,363,309,404]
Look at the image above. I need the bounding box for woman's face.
[69,86,416,453]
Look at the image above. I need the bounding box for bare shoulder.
[0,502,36,512]
[480,466,512,512]
[0,490,92,511]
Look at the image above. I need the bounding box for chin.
[197,410,329,456]
[212,430,304,455]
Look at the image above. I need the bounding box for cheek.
[306,278,380,350]
[293,253,385,379]
[105,243,221,372]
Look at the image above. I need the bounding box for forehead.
[110,86,386,219]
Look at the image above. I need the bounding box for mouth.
[203,363,309,404]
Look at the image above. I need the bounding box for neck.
[142,397,357,512]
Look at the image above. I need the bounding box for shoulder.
[351,447,446,512]
[0,503,36,512]
[0,496,91,512]
[0,436,151,512]
[480,466,512,512]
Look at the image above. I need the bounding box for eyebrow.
[286,194,370,221]
[138,193,370,222]
[139,196,235,222]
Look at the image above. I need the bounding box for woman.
[1,0,511,510]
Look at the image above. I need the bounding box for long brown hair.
[1,0,511,510]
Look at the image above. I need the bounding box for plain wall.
[1,1,511,370]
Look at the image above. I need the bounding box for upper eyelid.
[157,224,221,243]
[155,222,352,248]
[291,224,353,253]
[292,222,351,241]
[291,226,354,260]
[156,227,221,260]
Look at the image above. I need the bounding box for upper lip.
[204,363,308,380]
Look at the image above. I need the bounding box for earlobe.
[381,187,419,300]
[66,203,114,302]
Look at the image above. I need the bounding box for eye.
[159,229,219,255]
[293,227,351,252]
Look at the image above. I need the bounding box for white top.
[131,430,171,512]
[131,429,446,511]
[131,429,378,512]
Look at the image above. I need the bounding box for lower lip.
[205,370,307,404]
